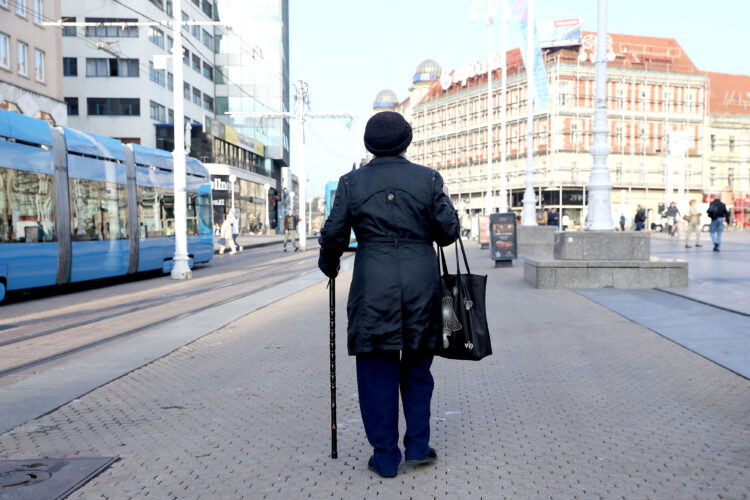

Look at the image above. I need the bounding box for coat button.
[387,193,395,201]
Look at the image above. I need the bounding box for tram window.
[198,193,211,235]
[69,178,128,241]
[186,192,198,236]
[137,185,174,238]
[0,168,55,243]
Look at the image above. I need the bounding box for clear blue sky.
[289,0,748,199]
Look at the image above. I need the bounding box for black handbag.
[435,237,492,361]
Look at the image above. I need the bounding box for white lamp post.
[520,0,537,226]
[585,0,615,230]
[229,174,237,211]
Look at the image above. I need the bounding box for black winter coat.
[318,156,459,355]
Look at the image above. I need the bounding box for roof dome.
[373,89,398,109]
[413,59,442,83]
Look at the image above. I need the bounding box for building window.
[149,0,163,9]
[70,178,128,241]
[192,24,200,39]
[203,94,213,111]
[84,18,139,37]
[87,98,140,116]
[616,163,623,183]
[86,58,139,77]
[16,0,25,16]
[17,41,28,76]
[215,65,225,84]
[192,87,201,105]
[34,49,45,82]
[639,90,647,110]
[63,57,78,76]
[202,29,213,49]
[202,0,212,18]
[571,123,580,145]
[167,36,173,52]
[0,0,8,7]
[149,61,165,86]
[710,134,716,151]
[168,108,174,123]
[192,54,200,72]
[183,82,190,99]
[149,100,165,122]
[202,62,213,81]
[729,136,735,152]
[0,33,9,69]
[166,0,173,15]
[149,27,165,48]
[33,0,42,24]
[687,94,695,114]
[728,168,735,186]
[181,11,189,33]
[167,71,173,91]
[65,97,79,115]
[615,126,623,147]
[62,17,76,36]
[183,48,189,65]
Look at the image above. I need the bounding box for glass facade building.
[214,0,290,167]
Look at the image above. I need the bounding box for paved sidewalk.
[0,243,748,499]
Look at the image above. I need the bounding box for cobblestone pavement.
[0,243,748,499]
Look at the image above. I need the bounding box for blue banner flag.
[512,0,550,109]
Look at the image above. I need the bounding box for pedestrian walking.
[634,205,646,231]
[684,199,702,248]
[283,209,299,252]
[619,214,626,231]
[663,202,680,239]
[218,213,237,255]
[230,210,243,252]
[562,212,570,231]
[707,197,730,252]
[318,111,459,479]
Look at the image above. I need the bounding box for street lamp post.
[229,174,237,211]
[520,0,537,226]
[263,183,270,234]
[499,1,510,213]
[586,0,614,230]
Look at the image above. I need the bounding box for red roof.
[705,71,750,116]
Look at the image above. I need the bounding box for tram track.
[0,245,335,381]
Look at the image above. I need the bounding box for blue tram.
[0,109,213,302]
[324,180,356,249]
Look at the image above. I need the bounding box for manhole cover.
[0,457,117,500]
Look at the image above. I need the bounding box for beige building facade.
[0,0,66,125]
[380,33,750,229]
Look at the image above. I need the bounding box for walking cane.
[328,278,338,459]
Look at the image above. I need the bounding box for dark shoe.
[283,248,287,252]
[405,447,438,466]
[713,243,718,252]
[368,457,397,478]
[294,247,299,252]
[685,245,692,248]
[696,244,703,247]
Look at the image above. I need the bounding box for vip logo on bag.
[464,342,473,350]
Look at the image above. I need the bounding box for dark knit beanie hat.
[363,111,412,157]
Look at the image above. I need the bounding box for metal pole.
[585,0,614,230]
[485,14,494,215]
[298,78,308,251]
[328,278,338,459]
[521,0,537,225]
[498,1,509,213]
[170,0,191,279]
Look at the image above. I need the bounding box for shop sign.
[490,212,517,261]
[211,176,240,193]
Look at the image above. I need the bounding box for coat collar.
[365,155,409,167]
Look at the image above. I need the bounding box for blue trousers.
[710,219,724,246]
[356,350,434,475]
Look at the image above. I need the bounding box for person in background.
[619,214,626,231]
[562,212,570,231]
[283,208,299,252]
[218,213,236,255]
[634,205,646,231]
[460,211,471,238]
[684,199,702,248]
[318,111,458,479]
[707,197,730,252]
[547,208,559,229]
[230,210,242,252]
